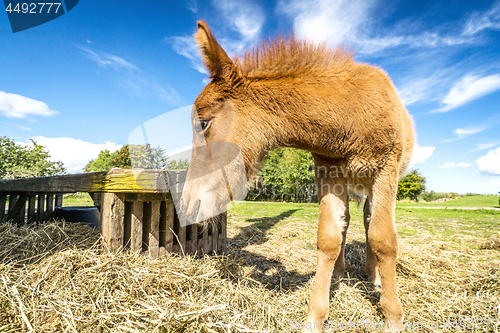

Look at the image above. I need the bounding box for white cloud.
[211,0,264,41]
[0,91,58,119]
[463,1,500,35]
[452,126,487,140]
[277,0,479,55]
[79,46,180,105]
[468,141,500,152]
[167,36,209,75]
[408,144,435,168]
[79,47,138,70]
[169,0,264,77]
[30,136,122,174]
[117,76,182,105]
[433,74,500,112]
[188,0,198,13]
[476,147,500,175]
[397,72,445,106]
[278,0,372,46]
[438,162,472,169]
[355,31,473,54]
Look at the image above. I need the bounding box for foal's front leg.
[305,182,348,332]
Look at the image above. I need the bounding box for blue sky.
[1,0,500,194]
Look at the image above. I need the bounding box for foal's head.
[178,21,259,225]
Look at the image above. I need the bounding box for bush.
[0,136,66,179]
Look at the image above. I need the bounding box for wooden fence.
[0,169,226,257]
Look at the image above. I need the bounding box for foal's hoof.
[332,270,345,279]
[380,298,404,331]
[385,316,405,331]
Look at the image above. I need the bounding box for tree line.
[248,148,426,203]
[0,135,427,203]
[84,144,188,172]
[0,136,65,179]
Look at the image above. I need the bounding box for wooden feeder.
[0,169,226,257]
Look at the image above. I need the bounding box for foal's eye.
[195,119,210,133]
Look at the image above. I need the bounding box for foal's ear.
[195,21,239,82]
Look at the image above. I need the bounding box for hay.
[1,220,499,332]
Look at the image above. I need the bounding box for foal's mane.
[233,34,354,79]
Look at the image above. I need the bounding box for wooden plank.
[202,223,209,255]
[149,201,161,258]
[184,225,192,254]
[124,201,132,248]
[212,220,219,255]
[0,172,107,193]
[0,169,186,193]
[177,215,186,255]
[16,197,27,226]
[45,194,54,220]
[189,224,198,255]
[37,194,45,222]
[142,202,152,253]
[8,194,17,216]
[100,193,125,253]
[125,193,168,202]
[159,201,166,249]
[197,224,203,255]
[130,201,143,253]
[0,194,6,221]
[6,194,28,224]
[27,195,36,224]
[164,198,175,253]
[89,192,102,210]
[220,213,227,253]
[55,194,63,207]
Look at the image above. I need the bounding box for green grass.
[62,192,93,206]
[397,194,499,208]
[395,207,499,248]
[229,201,500,251]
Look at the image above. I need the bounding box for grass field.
[397,194,499,208]
[1,199,499,332]
[62,192,94,206]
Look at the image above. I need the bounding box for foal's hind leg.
[367,166,403,328]
[363,197,381,287]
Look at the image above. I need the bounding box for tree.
[84,149,115,173]
[250,148,316,202]
[110,145,131,169]
[397,169,426,201]
[0,136,66,179]
[128,144,168,169]
[84,144,169,173]
[168,159,189,170]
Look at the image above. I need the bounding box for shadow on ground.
[225,209,379,299]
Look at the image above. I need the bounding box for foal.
[180,21,414,331]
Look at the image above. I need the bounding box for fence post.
[27,195,36,224]
[0,194,6,221]
[37,194,45,222]
[45,194,54,220]
[100,193,125,252]
[149,201,161,258]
